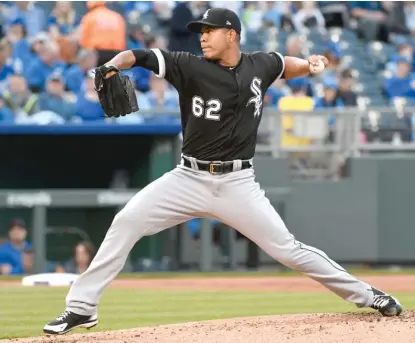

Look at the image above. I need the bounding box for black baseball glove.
[94,64,139,118]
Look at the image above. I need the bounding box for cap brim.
[187,20,224,33]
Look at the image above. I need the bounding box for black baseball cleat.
[370,287,403,317]
[43,310,98,335]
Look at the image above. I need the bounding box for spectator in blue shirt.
[146,75,179,109]
[6,18,35,75]
[25,40,66,92]
[0,219,31,275]
[262,2,282,28]
[75,70,105,121]
[6,2,46,38]
[5,17,27,44]
[47,1,80,39]
[384,57,415,101]
[386,39,414,75]
[64,49,98,94]
[314,79,344,134]
[320,41,343,82]
[285,76,311,97]
[38,73,75,121]
[314,80,344,110]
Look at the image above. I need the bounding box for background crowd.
[0,1,413,127]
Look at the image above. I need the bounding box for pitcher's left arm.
[282,54,329,79]
[258,51,328,88]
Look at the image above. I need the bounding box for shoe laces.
[372,295,391,309]
[56,311,71,321]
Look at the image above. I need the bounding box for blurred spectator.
[262,2,283,28]
[127,23,146,50]
[145,75,179,109]
[168,1,207,55]
[0,94,14,122]
[337,69,358,106]
[278,77,314,163]
[384,57,415,101]
[79,1,126,51]
[123,1,174,24]
[321,41,343,81]
[63,241,96,274]
[242,2,263,33]
[210,1,241,14]
[0,38,14,91]
[284,33,306,59]
[7,1,46,38]
[404,2,415,37]
[386,39,414,74]
[75,70,105,121]
[385,2,412,37]
[3,73,39,116]
[48,1,80,65]
[264,78,291,108]
[314,79,344,136]
[153,1,175,24]
[292,1,326,34]
[64,49,98,94]
[286,73,313,97]
[28,31,49,56]
[122,1,155,17]
[38,73,75,121]
[47,1,80,39]
[10,31,46,77]
[0,219,31,275]
[25,40,66,92]
[314,79,344,109]
[5,17,27,44]
[318,1,350,28]
[6,18,32,74]
[349,1,389,42]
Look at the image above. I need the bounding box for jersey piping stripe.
[273,52,285,80]
[150,48,166,78]
[289,233,347,273]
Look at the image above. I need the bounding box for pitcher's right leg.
[43,167,211,335]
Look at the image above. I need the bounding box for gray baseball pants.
[65,157,374,316]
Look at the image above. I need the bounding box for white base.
[21,273,79,287]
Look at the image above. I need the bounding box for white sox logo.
[203,9,210,20]
[247,77,263,117]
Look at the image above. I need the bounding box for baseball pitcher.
[44,8,402,335]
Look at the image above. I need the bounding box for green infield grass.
[0,286,413,339]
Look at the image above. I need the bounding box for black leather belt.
[182,158,252,174]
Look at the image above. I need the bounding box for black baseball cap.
[187,8,241,35]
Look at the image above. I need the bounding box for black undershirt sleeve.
[131,49,160,75]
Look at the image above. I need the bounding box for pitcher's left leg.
[213,169,402,316]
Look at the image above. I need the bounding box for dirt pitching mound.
[6,311,415,343]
